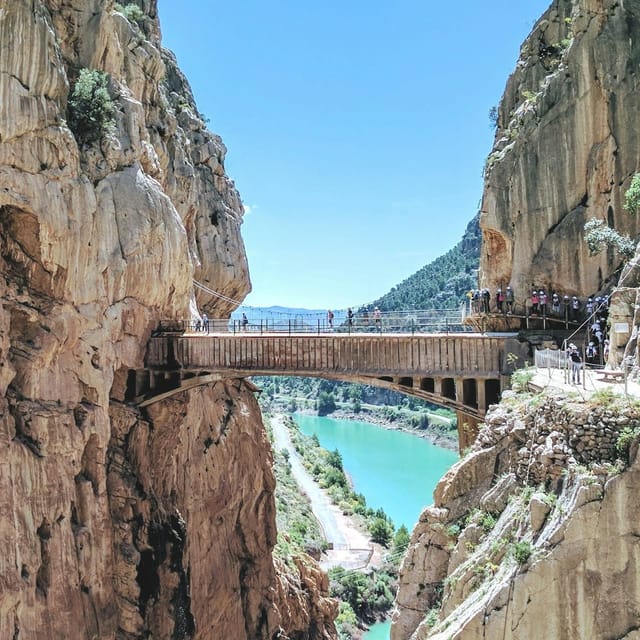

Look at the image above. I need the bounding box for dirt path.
[271,414,377,570]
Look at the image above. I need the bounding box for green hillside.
[366,214,480,311]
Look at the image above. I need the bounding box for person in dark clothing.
[567,343,582,384]
[496,288,504,313]
[482,289,490,313]
[505,286,514,314]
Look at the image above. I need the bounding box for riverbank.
[287,412,458,640]
[271,413,385,570]
[294,405,458,451]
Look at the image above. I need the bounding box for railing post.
[318,319,321,335]
[289,319,291,335]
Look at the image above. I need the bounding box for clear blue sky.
[157,1,551,310]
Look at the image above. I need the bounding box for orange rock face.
[480,0,640,302]
[0,1,336,638]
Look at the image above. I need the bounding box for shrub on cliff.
[583,218,635,260]
[584,175,640,260]
[624,174,640,214]
[114,2,144,23]
[67,69,116,145]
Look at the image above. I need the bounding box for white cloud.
[243,203,258,215]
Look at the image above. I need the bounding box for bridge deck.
[146,331,510,379]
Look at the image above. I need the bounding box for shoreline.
[291,405,459,452]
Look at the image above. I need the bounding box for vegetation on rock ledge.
[67,69,115,145]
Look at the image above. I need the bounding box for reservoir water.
[293,414,459,640]
[294,414,458,531]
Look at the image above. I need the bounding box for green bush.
[321,467,346,489]
[512,540,532,564]
[329,568,394,620]
[326,449,343,471]
[479,511,497,533]
[317,391,336,415]
[393,524,410,554]
[584,218,635,260]
[114,2,144,23]
[335,601,358,640]
[369,517,394,546]
[624,173,640,214]
[425,607,439,628]
[67,68,115,145]
[616,425,640,460]
[511,367,534,391]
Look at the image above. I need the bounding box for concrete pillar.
[477,378,487,413]
[454,377,463,402]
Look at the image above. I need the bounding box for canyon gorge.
[2,0,640,639]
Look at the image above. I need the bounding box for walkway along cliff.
[0,2,335,638]
[391,1,640,638]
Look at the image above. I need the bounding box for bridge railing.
[170,308,472,335]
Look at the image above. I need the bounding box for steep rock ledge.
[392,389,640,639]
[0,1,336,638]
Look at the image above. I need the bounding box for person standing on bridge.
[571,295,580,322]
[347,308,354,329]
[373,306,381,330]
[538,289,547,316]
[327,309,334,330]
[563,294,571,321]
[202,313,210,333]
[505,286,514,314]
[481,288,490,314]
[241,312,248,331]
[530,288,539,315]
[567,343,582,384]
[496,288,504,313]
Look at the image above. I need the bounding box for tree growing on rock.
[583,174,640,260]
[67,68,116,145]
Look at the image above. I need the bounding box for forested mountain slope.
[369,214,480,311]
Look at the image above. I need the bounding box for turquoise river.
[293,414,459,640]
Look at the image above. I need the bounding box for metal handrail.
[159,308,471,336]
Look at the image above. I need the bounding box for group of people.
[469,285,611,324]
[194,313,210,332]
[566,335,611,383]
[470,286,516,314]
[193,312,250,332]
[329,306,382,330]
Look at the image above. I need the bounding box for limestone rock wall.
[480,0,640,303]
[391,390,640,640]
[0,1,336,638]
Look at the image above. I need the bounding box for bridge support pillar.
[477,378,487,413]
[456,411,481,454]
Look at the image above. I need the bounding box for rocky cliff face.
[480,0,640,303]
[391,1,640,638]
[0,1,336,638]
[392,388,640,639]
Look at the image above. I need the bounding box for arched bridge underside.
[135,333,524,448]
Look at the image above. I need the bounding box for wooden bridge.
[134,330,527,450]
